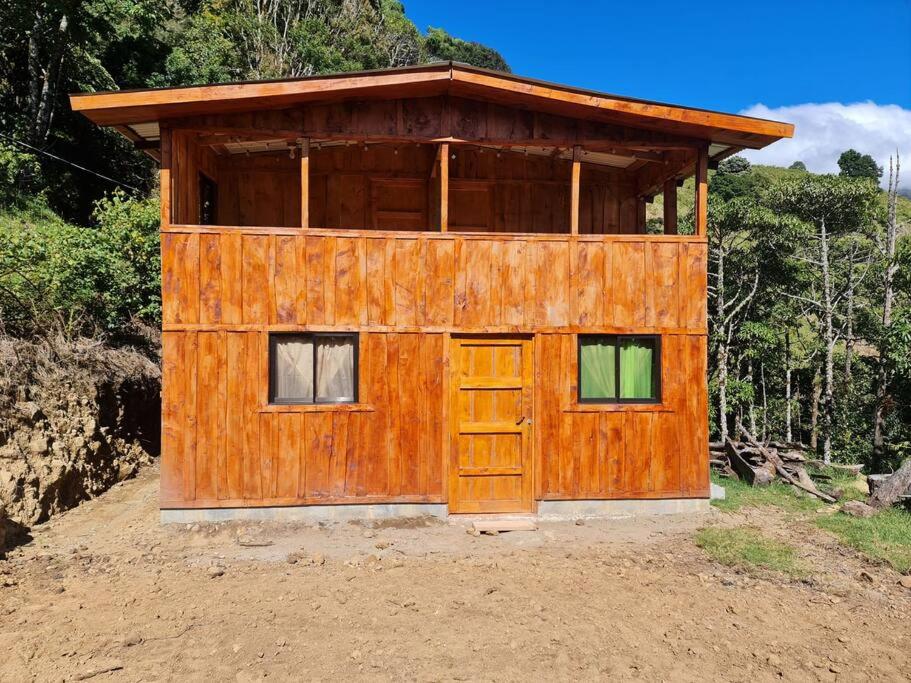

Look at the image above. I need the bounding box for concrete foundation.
[536,498,711,520]
[161,497,712,524]
[160,503,448,525]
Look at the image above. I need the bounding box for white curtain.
[316,337,355,401]
[274,338,314,402]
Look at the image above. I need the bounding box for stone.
[898,576,911,589]
[28,435,49,456]
[841,501,876,518]
[207,566,225,578]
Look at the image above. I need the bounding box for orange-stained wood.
[70,64,794,149]
[439,142,449,231]
[695,145,708,237]
[299,138,309,229]
[159,230,710,510]
[570,145,581,235]
[448,337,534,513]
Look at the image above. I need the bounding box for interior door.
[449,336,534,513]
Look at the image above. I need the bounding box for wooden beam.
[440,142,449,232]
[299,138,309,229]
[160,126,171,227]
[663,179,678,235]
[570,145,582,235]
[695,144,708,237]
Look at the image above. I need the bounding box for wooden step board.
[471,519,538,533]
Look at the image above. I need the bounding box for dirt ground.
[2,464,910,682]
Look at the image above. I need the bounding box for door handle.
[516,416,532,425]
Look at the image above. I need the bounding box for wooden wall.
[160,228,709,508]
[161,230,706,331]
[161,331,445,506]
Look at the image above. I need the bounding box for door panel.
[449,337,533,513]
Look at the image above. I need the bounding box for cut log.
[737,423,836,503]
[869,457,911,509]
[726,438,774,486]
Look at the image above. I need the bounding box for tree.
[769,175,880,462]
[718,155,750,175]
[789,161,807,171]
[708,196,788,442]
[422,27,509,71]
[838,149,883,181]
[872,155,901,471]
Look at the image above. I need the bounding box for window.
[578,335,660,403]
[198,173,218,225]
[269,333,358,404]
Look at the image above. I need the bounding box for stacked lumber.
[710,424,836,503]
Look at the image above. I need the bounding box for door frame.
[447,334,535,514]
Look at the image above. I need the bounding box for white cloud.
[738,101,910,189]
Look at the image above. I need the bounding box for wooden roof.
[70,62,793,150]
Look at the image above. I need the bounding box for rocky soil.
[0,336,159,543]
[1,464,909,681]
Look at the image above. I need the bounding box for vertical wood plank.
[160,331,183,502]
[242,236,268,324]
[440,142,449,232]
[224,332,245,499]
[195,331,220,500]
[695,146,708,237]
[299,138,309,228]
[570,145,581,234]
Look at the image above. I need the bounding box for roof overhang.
[70,62,793,158]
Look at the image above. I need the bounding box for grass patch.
[710,472,822,514]
[695,527,806,577]
[816,508,911,574]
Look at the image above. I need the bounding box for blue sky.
[406,0,911,111]
[406,0,911,182]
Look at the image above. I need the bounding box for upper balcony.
[162,122,708,239]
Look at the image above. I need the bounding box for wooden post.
[440,141,449,232]
[663,178,678,235]
[159,126,171,228]
[695,145,709,237]
[570,145,582,234]
[299,137,310,229]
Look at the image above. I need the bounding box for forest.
[1,0,909,476]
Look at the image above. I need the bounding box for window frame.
[268,332,359,405]
[577,334,662,405]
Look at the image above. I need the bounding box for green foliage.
[717,155,750,175]
[0,192,160,338]
[0,141,43,206]
[695,527,806,577]
[788,161,807,171]
[422,27,509,71]
[816,508,911,573]
[768,173,880,232]
[838,148,883,181]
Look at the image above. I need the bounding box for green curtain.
[619,339,655,399]
[580,339,616,400]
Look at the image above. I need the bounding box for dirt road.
[2,464,909,681]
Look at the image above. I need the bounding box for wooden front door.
[449,337,534,513]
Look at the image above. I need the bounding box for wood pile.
[710,424,837,503]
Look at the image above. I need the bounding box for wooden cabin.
[71,63,793,520]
